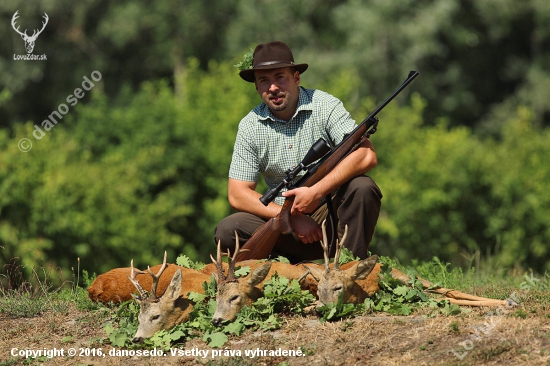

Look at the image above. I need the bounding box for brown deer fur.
[306,221,513,309]
[88,263,202,304]
[127,253,212,343]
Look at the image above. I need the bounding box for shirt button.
[288,144,292,149]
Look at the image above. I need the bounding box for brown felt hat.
[239,41,308,82]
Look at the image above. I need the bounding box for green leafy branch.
[234,48,254,71]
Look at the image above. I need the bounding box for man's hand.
[282,186,321,215]
[290,215,322,244]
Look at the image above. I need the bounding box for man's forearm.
[311,139,377,199]
[229,188,282,219]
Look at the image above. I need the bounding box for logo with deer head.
[11,10,49,54]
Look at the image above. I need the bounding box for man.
[214,41,382,262]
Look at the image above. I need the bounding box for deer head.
[11,11,49,54]
[306,221,378,307]
[211,235,271,326]
[128,252,195,343]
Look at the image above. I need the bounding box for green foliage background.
[0,0,549,278]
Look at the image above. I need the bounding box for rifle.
[236,70,419,261]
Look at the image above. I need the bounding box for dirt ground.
[2,301,550,366]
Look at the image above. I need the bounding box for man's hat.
[239,41,308,82]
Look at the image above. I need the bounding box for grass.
[2,254,550,366]
[0,255,99,318]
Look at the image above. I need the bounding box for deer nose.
[212,318,223,327]
[132,337,144,344]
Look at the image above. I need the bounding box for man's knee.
[214,212,265,251]
[214,216,236,247]
[344,176,383,204]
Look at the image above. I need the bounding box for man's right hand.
[290,215,322,244]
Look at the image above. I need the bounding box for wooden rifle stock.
[236,200,292,261]
[236,71,419,261]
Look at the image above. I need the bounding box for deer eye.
[151,315,160,321]
[230,295,240,303]
[333,286,343,292]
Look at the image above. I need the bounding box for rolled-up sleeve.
[229,120,259,182]
[325,98,357,147]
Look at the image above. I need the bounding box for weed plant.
[0,255,98,317]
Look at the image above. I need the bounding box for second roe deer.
[211,235,319,326]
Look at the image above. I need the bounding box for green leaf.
[440,302,462,316]
[234,266,251,277]
[224,321,246,335]
[170,330,186,341]
[338,246,360,265]
[273,256,291,264]
[234,48,254,71]
[176,255,193,268]
[110,331,130,347]
[187,291,206,303]
[393,286,409,297]
[103,323,115,335]
[400,304,412,315]
[204,332,228,348]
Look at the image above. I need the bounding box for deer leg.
[390,268,516,308]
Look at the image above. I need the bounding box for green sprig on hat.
[234,48,254,71]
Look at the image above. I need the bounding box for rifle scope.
[259,138,331,206]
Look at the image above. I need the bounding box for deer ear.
[346,255,378,281]
[303,264,323,282]
[247,262,272,287]
[165,269,183,301]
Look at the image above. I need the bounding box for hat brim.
[239,63,308,82]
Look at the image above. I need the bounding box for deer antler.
[11,11,48,40]
[332,225,348,270]
[146,251,168,301]
[210,233,249,283]
[211,240,228,282]
[30,13,48,39]
[225,233,243,282]
[320,220,331,271]
[11,11,27,37]
[128,259,148,300]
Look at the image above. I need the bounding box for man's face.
[254,67,300,120]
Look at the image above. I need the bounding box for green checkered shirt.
[229,87,357,205]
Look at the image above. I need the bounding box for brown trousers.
[214,176,382,263]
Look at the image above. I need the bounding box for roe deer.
[210,235,319,326]
[306,221,514,308]
[88,260,207,304]
[127,252,211,343]
[305,223,380,308]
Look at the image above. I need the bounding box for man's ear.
[294,70,300,85]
